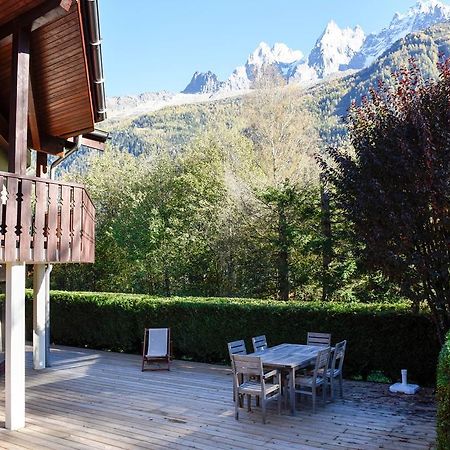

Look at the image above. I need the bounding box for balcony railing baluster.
[0,171,95,264]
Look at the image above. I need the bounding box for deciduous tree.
[321,59,450,342]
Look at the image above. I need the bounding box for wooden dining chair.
[307,332,331,347]
[232,354,281,424]
[227,340,247,359]
[294,347,331,413]
[142,328,171,371]
[252,335,268,353]
[326,340,347,400]
[227,340,247,404]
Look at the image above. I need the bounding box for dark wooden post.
[36,152,47,177]
[8,26,31,175]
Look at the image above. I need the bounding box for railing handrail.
[0,171,94,206]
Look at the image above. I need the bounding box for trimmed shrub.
[437,332,450,450]
[16,290,440,385]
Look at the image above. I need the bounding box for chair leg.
[247,395,251,412]
[322,383,326,405]
[312,389,317,414]
[278,392,282,415]
[339,375,343,398]
[283,377,289,410]
[235,393,239,420]
[262,398,266,424]
[329,377,334,401]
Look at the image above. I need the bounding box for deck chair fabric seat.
[142,328,171,371]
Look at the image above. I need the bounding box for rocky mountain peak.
[308,21,365,77]
[111,1,450,114]
[182,71,223,94]
[247,41,303,66]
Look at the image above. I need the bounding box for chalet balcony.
[0,171,95,264]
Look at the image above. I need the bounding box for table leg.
[290,367,296,416]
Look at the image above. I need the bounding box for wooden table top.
[249,343,326,369]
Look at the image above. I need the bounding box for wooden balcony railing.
[0,171,95,264]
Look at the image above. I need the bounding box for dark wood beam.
[0,112,7,138]
[9,27,31,175]
[36,134,76,156]
[36,151,47,177]
[2,108,68,157]
[28,78,41,150]
[0,0,73,45]
[0,113,8,150]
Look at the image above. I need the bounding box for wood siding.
[0,2,95,139]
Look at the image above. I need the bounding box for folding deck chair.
[142,328,171,371]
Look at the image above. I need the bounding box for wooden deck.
[0,346,436,450]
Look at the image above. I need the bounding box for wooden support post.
[5,262,26,430]
[33,264,46,370]
[5,25,30,431]
[8,27,30,175]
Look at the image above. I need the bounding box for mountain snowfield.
[107,0,450,119]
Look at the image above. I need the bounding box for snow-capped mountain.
[106,91,213,119]
[347,0,450,69]
[308,21,365,77]
[183,0,450,95]
[107,0,450,119]
[219,42,304,94]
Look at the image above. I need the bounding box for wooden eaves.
[0,0,107,160]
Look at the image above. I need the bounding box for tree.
[241,70,321,299]
[321,58,450,343]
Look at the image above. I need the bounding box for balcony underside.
[0,170,95,264]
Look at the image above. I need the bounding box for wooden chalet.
[0,0,106,430]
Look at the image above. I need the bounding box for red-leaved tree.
[320,58,450,343]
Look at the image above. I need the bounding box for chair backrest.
[331,340,347,373]
[307,332,331,347]
[145,328,170,357]
[227,340,247,362]
[312,347,331,380]
[232,354,263,379]
[252,335,268,353]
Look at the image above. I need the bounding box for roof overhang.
[0,0,106,155]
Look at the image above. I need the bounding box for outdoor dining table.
[249,343,326,416]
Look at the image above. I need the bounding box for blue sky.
[100,0,423,96]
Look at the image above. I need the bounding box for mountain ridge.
[102,20,450,161]
[106,0,450,120]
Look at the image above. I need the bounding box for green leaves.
[21,290,439,385]
[437,332,450,449]
[321,57,450,341]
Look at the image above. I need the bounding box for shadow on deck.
[0,346,436,449]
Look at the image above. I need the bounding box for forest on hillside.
[52,75,398,303]
[52,23,450,308]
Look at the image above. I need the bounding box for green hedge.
[437,332,450,450]
[17,290,440,385]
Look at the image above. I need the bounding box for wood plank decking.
[0,346,436,450]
